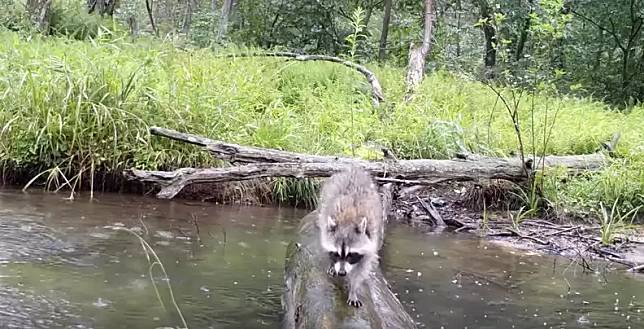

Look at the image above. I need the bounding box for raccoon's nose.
[337,269,347,276]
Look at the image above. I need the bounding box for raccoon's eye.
[346,252,364,264]
[328,251,340,261]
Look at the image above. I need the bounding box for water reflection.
[0,190,642,328]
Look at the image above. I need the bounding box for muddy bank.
[391,180,644,274]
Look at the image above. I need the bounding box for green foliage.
[345,6,367,60]
[0,0,33,33]
[48,0,108,40]
[1,30,644,217]
[597,199,641,246]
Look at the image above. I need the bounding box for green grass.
[597,200,641,245]
[0,29,643,219]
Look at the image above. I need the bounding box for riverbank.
[391,181,644,273]
[1,29,644,229]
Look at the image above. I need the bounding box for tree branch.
[218,52,385,106]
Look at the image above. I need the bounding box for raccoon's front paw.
[347,293,363,308]
[327,265,338,277]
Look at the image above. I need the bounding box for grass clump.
[0,29,643,218]
[597,200,641,246]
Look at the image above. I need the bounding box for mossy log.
[280,211,417,329]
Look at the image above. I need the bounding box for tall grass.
[0,29,643,219]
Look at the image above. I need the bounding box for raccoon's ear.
[327,216,337,230]
[358,217,368,234]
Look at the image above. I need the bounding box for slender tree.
[474,0,496,79]
[378,0,393,62]
[217,0,235,41]
[404,0,435,99]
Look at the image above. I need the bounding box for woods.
[4,0,643,105]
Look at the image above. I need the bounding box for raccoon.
[317,166,384,308]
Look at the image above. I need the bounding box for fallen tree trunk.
[150,126,606,169]
[124,153,606,199]
[281,211,417,329]
[126,127,609,199]
[217,52,385,106]
[150,126,359,164]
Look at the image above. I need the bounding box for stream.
[0,189,642,329]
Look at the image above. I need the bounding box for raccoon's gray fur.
[316,166,383,308]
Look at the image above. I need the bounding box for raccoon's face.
[322,216,371,275]
[328,247,364,276]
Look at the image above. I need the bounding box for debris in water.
[89,232,111,239]
[154,231,174,239]
[92,298,110,308]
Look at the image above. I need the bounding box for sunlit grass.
[0,29,643,219]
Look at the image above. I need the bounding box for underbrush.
[0,30,643,220]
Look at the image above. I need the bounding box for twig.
[505,228,550,245]
[592,245,624,259]
[416,196,446,227]
[628,264,644,273]
[113,227,189,329]
[191,213,202,245]
[544,225,582,237]
[454,225,477,232]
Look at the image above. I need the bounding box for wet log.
[124,150,606,199]
[281,211,417,329]
[217,52,385,106]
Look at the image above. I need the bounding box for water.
[0,189,642,329]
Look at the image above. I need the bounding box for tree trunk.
[515,0,533,61]
[182,0,196,33]
[217,0,234,42]
[404,0,435,100]
[27,0,53,34]
[281,211,417,329]
[475,0,496,79]
[145,0,159,36]
[378,0,393,62]
[127,16,138,36]
[455,0,462,57]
